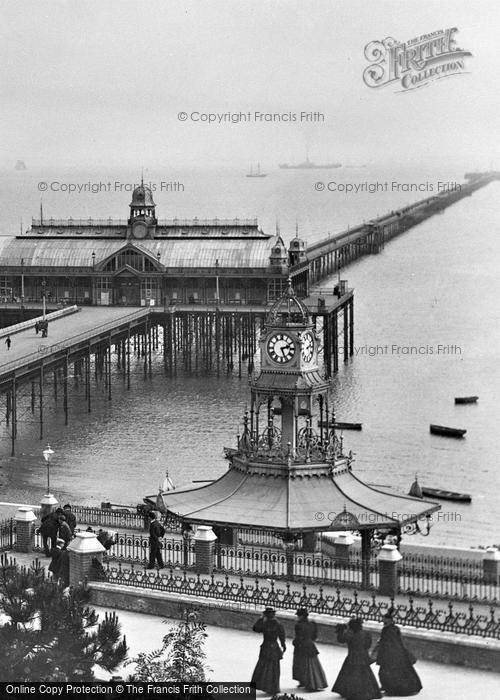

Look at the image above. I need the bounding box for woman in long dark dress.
[292,608,328,691]
[251,607,286,695]
[376,613,422,696]
[332,618,381,700]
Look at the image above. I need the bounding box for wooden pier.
[302,172,499,283]
[0,291,353,453]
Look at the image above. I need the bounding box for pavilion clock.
[300,331,314,363]
[267,332,296,364]
[132,221,148,239]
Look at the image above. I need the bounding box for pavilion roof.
[156,459,440,533]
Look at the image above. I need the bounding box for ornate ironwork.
[98,562,500,639]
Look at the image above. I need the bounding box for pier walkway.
[302,171,500,282]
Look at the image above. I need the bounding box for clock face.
[301,331,314,362]
[267,333,296,364]
[133,222,147,239]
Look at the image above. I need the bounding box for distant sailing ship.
[15,160,27,170]
[279,156,341,169]
[246,163,267,178]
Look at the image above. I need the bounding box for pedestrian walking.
[292,608,327,691]
[63,503,77,534]
[39,510,59,556]
[5,335,11,350]
[147,512,165,568]
[251,607,286,695]
[332,617,381,700]
[375,612,422,696]
[35,321,40,335]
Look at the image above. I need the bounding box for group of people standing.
[40,504,77,588]
[252,608,422,699]
[39,503,77,555]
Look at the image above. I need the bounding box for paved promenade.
[95,606,499,697]
[4,551,498,694]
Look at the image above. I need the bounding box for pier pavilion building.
[0,183,309,307]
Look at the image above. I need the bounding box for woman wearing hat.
[375,612,422,696]
[292,608,327,691]
[251,608,286,694]
[332,617,381,700]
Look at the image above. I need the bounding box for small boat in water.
[421,487,472,503]
[318,420,362,430]
[454,396,478,404]
[430,424,466,437]
[408,477,471,503]
[246,163,267,178]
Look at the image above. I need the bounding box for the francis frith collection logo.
[363,28,472,91]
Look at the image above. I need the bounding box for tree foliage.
[130,606,210,682]
[0,555,128,681]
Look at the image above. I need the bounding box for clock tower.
[128,179,157,240]
[250,279,330,453]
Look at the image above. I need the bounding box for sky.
[1,0,499,170]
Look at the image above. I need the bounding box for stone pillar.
[483,548,500,585]
[334,533,355,563]
[67,531,105,587]
[39,493,58,521]
[378,544,402,597]
[193,526,217,575]
[14,507,37,553]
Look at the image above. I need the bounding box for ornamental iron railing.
[98,563,500,640]
[4,518,498,604]
[0,519,14,551]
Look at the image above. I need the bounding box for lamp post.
[42,444,54,495]
[41,279,46,321]
[20,257,25,305]
[92,250,96,270]
[215,259,220,305]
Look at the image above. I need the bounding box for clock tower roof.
[267,277,310,328]
[130,181,155,208]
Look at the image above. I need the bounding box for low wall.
[89,582,500,673]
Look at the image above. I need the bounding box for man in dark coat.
[292,608,327,690]
[376,612,422,696]
[57,515,73,550]
[251,608,286,695]
[147,512,165,568]
[332,617,381,700]
[62,503,77,534]
[40,510,59,556]
[48,539,70,587]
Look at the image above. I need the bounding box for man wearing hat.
[292,608,328,691]
[251,607,286,694]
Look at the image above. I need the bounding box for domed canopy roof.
[266,278,309,327]
[130,182,155,207]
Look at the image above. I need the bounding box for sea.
[0,164,499,549]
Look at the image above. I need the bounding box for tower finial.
[141,167,144,187]
[295,219,299,238]
[275,218,280,236]
[40,198,44,225]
